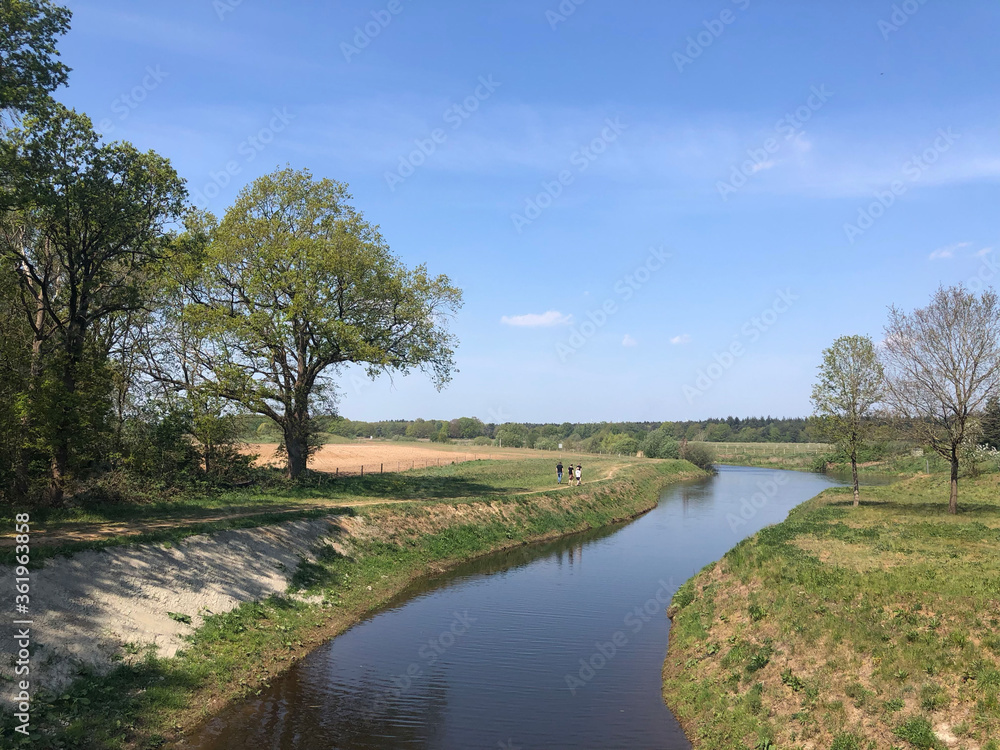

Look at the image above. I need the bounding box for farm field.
[246,440,592,475]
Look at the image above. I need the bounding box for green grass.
[663,469,1000,749]
[1,458,702,749]
[694,442,832,472]
[1,458,633,565]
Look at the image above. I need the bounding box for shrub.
[472,436,492,446]
[683,443,716,471]
[639,429,680,459]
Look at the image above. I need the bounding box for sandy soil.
[0,518,340,693]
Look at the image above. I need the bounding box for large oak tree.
[186,168,463,478]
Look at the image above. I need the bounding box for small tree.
[186,168,462,479]
[882,286,1000,514]
[810,335,885,506]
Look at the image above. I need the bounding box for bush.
[472,436,492,446]
[602,432,638,456]
[683,443,715,471]
[640,429,680,459]
[534,437,558,451]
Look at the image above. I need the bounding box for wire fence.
[303,452,492,478]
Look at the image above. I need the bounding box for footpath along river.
[181,465,853,749]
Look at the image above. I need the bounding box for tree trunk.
[851,452,860,507]
[284,419,309,480]
[949,445,959,515]
[15,303,47,499]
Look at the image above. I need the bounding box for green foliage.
[601,432,638,456]
[495,423,529,448]
[0,0,72,113]
[983,397,1000,450]
[683,442,716,471]
[179,167,462,478]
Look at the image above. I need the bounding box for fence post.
[381,463,383,474]
[336,467,339,477]
[361,465,364,477]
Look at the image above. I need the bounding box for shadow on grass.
[0,508,353,565]
[3,472,510,528]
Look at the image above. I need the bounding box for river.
[182,465,854,749]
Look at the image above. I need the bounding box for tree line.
[0,2,461,505]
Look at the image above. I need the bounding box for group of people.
[556,461,582,486]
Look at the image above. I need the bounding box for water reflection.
[183,467,848,750]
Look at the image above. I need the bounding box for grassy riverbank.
[2,457,701,749]
[663,471,1000,750]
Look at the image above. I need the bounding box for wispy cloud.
[622,334,638,347]
[670,334,692,345]
[929,241,971,260]
[501,310,572,327]
[976,247,994,257]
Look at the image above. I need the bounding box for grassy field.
[691,442,832,472]
[0,455,628,563]
[2,457,702,749]
[663,470,1000,750]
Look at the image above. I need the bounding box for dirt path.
[3,466,627,550]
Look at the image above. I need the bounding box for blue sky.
[55,0,1000,423]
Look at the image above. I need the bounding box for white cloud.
[622,334,638,347]
[670,334,692,345]
[500,310,572,327]
[976,247,994,257]
[929,242,971,260]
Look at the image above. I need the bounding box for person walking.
[575,464,582,486]
[556,461,564,484]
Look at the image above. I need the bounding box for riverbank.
[662,471,1000,750]
[1,457,701,749]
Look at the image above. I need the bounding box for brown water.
[182,466,850,749]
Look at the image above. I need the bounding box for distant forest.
[240,415,821,453]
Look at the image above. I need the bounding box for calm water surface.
[183,466,853,749]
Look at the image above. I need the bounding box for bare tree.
[811,335,885,506]
[882,285,1000,514]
